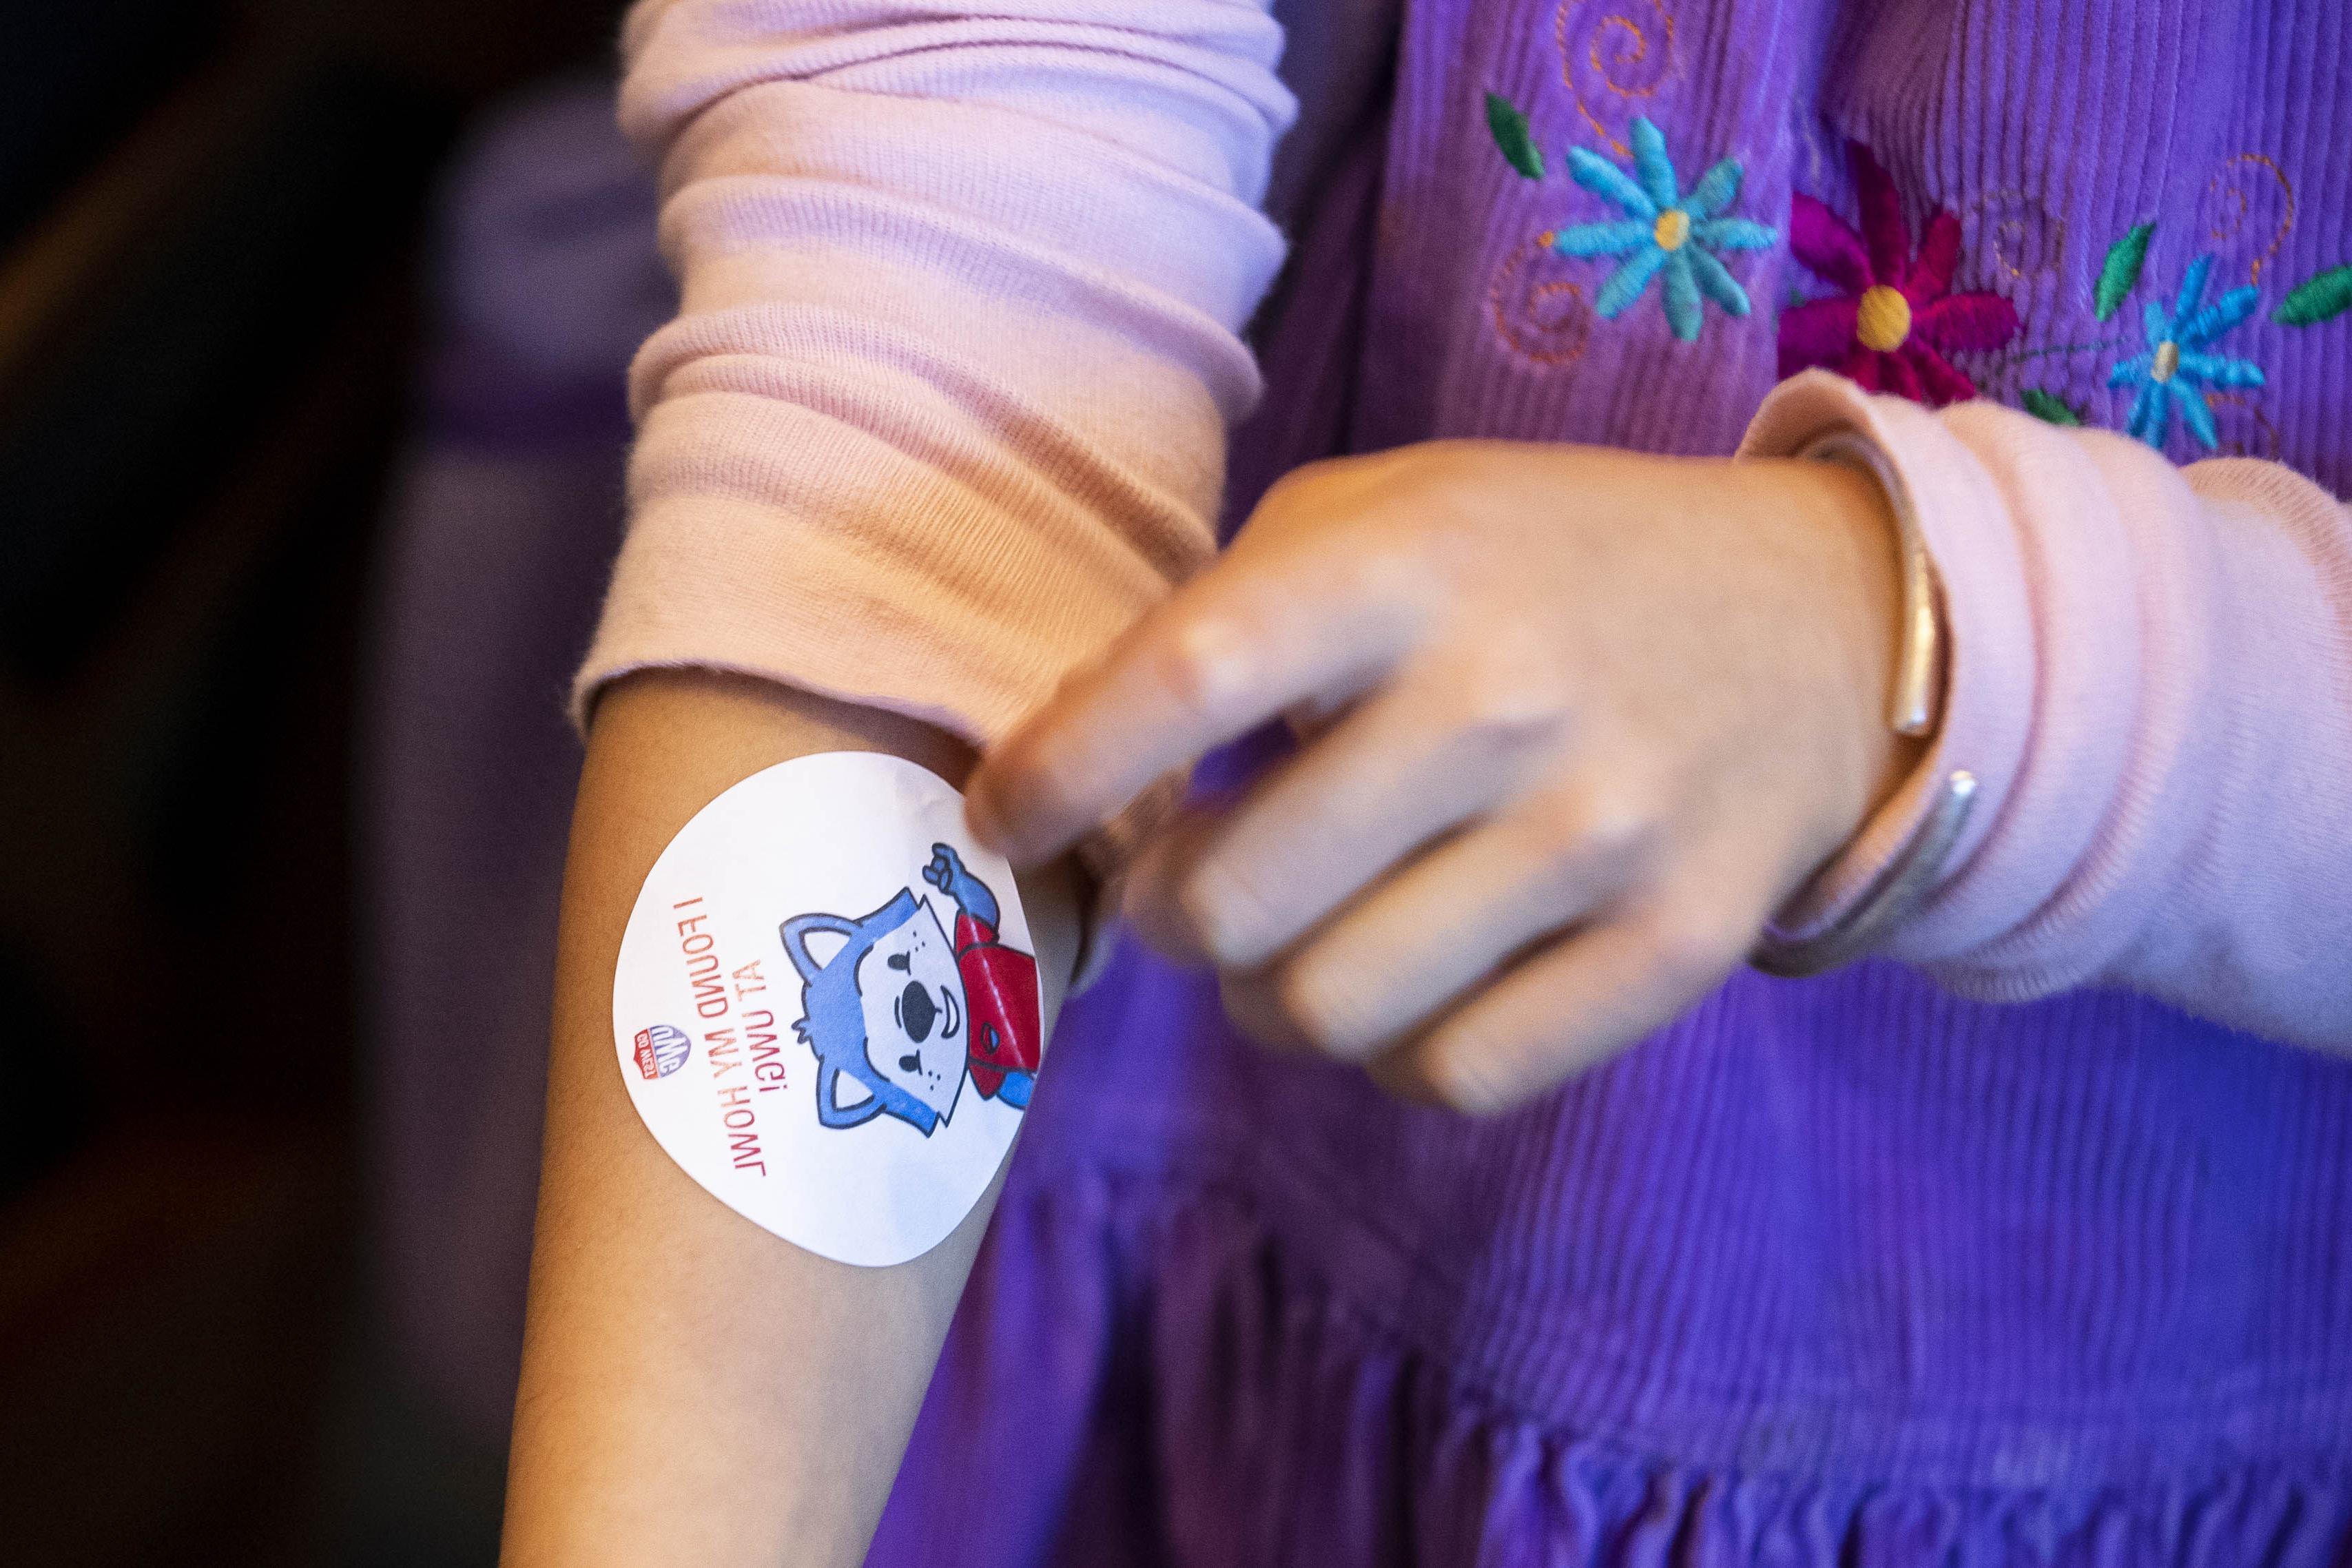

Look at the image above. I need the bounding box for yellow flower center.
[1652,207,1691,252]
[2152,340,2181,383]
[1856,285,1913,353]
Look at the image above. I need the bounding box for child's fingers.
[1118,806,1228,965]
[1366,896,1747,1113]
[1139,658,1569,971]
[1228,785,1653,1062]
[968,537,1417,865]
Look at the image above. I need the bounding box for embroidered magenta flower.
[1779,142,2019,405]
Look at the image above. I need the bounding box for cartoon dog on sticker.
[781,843,1040,1135]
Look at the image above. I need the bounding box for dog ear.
[815,1062,885,1129]
[780,913,858,982]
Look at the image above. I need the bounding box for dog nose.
[900,979,937,1042]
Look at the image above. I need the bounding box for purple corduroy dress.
[867,1,2352,1562]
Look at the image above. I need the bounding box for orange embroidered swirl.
[2199,152,2295,287]
[1489,234,1593,366]
[1554,0,1675,158]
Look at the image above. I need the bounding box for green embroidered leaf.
[2021,389,2084,426]
[2275,265,2352,326]
[1485,92,1544,180]
[2094,223,2155,320]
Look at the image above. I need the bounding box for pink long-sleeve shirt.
[581,0,2352,1048]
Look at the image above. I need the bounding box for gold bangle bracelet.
[1751,431,1966,979]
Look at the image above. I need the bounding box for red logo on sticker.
[634,1024,691,1079]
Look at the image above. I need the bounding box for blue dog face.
[783,888,967,1135]
[853,898,964,1124]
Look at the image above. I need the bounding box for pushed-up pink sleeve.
[577,0,1295,741]
[1747,371,2352,1049]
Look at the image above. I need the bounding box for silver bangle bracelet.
[1751,770,1976,978]
[1750,431,1967,979]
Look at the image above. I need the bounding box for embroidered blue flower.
[1543,117,1777,342]
[2106,254,2265,450]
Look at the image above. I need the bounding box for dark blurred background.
[0,1,645,1562]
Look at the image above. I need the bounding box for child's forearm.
[500,668,1080,1568]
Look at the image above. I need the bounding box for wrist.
[1806,438,1935,828]
[1749,431,1978,978]
[1741,454,1926,872]
[1737,374,2035,976]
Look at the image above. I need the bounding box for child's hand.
[967,442,1914,1112]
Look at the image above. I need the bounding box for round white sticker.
[612,753,1041,1267]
